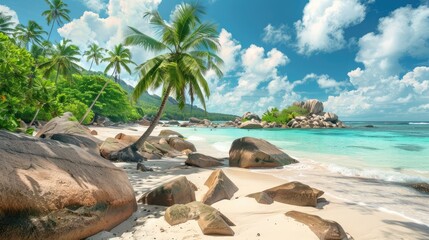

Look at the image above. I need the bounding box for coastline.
[89,124,429,239]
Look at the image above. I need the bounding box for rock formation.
[239,120,263,129]
[138,176,197,206]
[0,131,136,240]
[159,129,184,138]
[185,153,224,168]
[285,211,349,240]
[164,201,235,236]
[247,181,324,207]
[202,170,239,205]
[229,137,298,168]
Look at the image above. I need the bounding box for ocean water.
[176,121,429,183]
[175,122,429,227]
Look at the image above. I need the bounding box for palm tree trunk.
[79,69,116,124]
[108,84,172,163]
[47,23,54,42]
[89,59,94,71]
[79,80,109,124]
[29,107,41,126]
[55,64,60,85]
[131,84,173,150]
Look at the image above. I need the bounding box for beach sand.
[88,125,429,240]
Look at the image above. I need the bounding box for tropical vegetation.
[262,105,309,124]
[115,2,223,159]
[0,1,234,135]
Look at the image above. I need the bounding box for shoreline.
[89,125,429,239]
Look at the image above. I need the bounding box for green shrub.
[262,106,309,124]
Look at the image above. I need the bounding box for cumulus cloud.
[58,0,162,81]
[262,24,290,45]
[206,29,302,115]
[81,0,107,12]
[295,0,366,54]
[325,5,429,119]
[0,5,19,26]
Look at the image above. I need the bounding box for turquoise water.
[174,121,429,183]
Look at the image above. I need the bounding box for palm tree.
[111,3,223,161]
[42,0,71,41]
[79,44,135,124]
[83,43,105,71]
[39,39,83,84]
[0,12,15,36]
[14,21,47,50]
[29,78,54,126]
[103,44,135,82]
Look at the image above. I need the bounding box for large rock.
[158,129,184,139]
[137,118,151,126]
[138,176,197,206]
[50,133,100,155]
[189,117,203,124]
[285,211,349,240]
[247,181,324,207]
[35,112,101,144]
[185,153,223,168]
[242,112,261,122]
[164,201,235,236]
[202,170,239,205]
[239,121,263,129]
[168,137,197,152]
[0,131,136,240]
[303,99,324,115]
[323,112,338,123]
[409,182,429,194]
[99,137,129,159]
[229,137,298,168]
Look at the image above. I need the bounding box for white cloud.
[205,30,302,115]
[81,0,107,13]
[0,5,20,26]
[58,0,162,79]
[262,24,290,44]
[325,6,429,119]
[295,0,366,54]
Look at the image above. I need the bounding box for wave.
[409,122,429,125]
[326,164,429,183]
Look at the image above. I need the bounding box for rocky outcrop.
[159,129,184,139]
[285,211,349,240]
[0,131,136,240]
[242,112,261,122]
[239,120,263,129]
[229,137,298,168]
[137,118,151,126]
[138,176,197,206]
[35,112,101,144]
[164,201,235,236]
[294,99,324,115]
[190,117,204,124]
[247,181,324,207]
[50,133,100,155]
[185,153,224,168]
[409,182,429,194]
[202,170,238,205]
[287,114,345,129]
[168,137,197,152]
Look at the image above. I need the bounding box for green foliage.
[62,100,94,124]
[262,106,309,124]
[0,33,34,131]
[56,74,140,122]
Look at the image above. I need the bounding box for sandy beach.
[88,124,429,240]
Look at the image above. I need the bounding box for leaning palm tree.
[111,3,223,161]
[42,0,71,41]
[14,20,47,50]
[39,39,83,84]
[83,43,105,71]
[79,44,135,124]
[0,12,16,36]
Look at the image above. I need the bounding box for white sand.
[88,125,429,240]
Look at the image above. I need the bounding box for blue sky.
[1,0,429,120]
